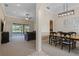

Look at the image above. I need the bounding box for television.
[1,21,4,32]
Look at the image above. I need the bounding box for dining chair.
[68,32,77,49]
[49,32,53,44]
[54,31,64,46]
[50,32,57,45]
[51,31,64,46]
[61,33,76,52]
[68,32,76,37]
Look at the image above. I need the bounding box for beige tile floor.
[0,34,48,56]
[1,34,79,56]
[42,37,79,56]
[0,34,36,56]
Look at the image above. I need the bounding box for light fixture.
[58,4,74,17]
[58,10,74,17]
[25,14,32,20]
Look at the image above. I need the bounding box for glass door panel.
[12,24,30,34]
[12,24,23,33]
[24,25,30,32]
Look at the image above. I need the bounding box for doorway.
[50,20,53,33]
[11,23,30,42]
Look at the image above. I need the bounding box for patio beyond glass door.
[11,23,30,41]
[12,23,30,34]
[12,24,23,34]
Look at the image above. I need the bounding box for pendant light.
[58,3,74,17]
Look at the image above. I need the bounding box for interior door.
[50,20,53,32]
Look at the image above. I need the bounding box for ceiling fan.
[25,14,32,20]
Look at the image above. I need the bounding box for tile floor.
[42,37,79,56]
[0,34,36,56]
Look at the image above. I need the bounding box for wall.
[3,16,35,32]
[38,5,50,37]
[53,7,79,34]
[36,4,50,51]
[39,4,79,35]
[0,4,4,45]
[37,4,58,37]
[0,4,36,44]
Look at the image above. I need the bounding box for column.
[36,4,42,52]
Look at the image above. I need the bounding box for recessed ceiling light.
[16,4,21,6]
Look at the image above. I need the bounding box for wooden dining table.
[67,35,79,41]
[48,32,79,52]
[49,35,79,44]
[49,31,79,45]
[55,32,79,41]
[54,35,79,41]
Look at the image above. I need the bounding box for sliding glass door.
[12,24,23,34]
[23,25,30,32]
[12,23,30,34]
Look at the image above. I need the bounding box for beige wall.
[53,7,79,34]
[37,4,56,37]
[3,16,35,32]
[38,6,50,37]
[0,4,36,44]
[36,4,49,51]
[0,4,4,45]
[39,4,79,36]
[38,5,79,34]
[36,4,53,51]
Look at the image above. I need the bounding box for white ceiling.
[3,3,79,20]
[43,3,79,15]
[3,3,36,20]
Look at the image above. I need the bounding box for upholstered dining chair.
[51,31,63,46]
[68,32,77,49]
[49,32,57,45]
[61,33,76,52]
[55,31,64,46]
[49,32,55,44]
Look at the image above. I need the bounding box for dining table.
[67,35,79,41]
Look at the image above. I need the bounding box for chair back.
[68,32,76,37]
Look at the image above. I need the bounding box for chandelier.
[58,3,74,17]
